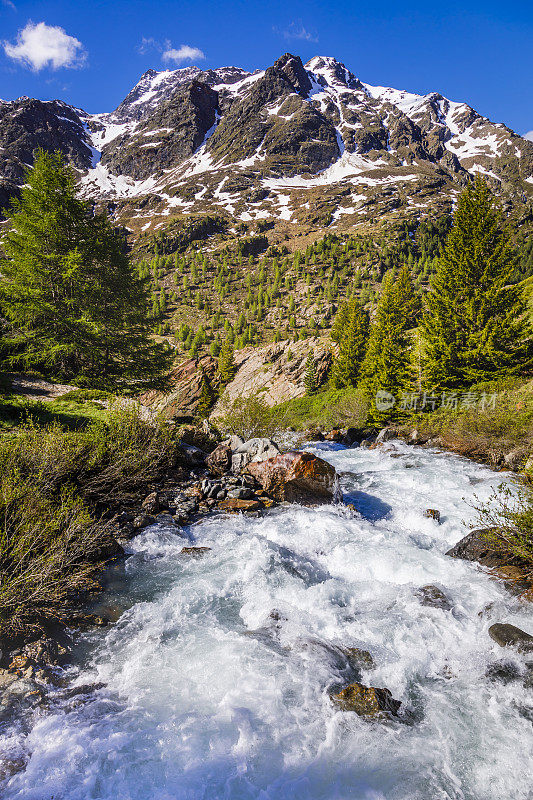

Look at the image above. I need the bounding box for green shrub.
[213,393,286,440]
[275,387,369,431]
[0,404,179,636]
[473,482,533,578]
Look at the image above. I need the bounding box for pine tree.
[422,178,532,389]
[218,337,236,388]
[0,150,170,387]
[304,352,317,395]
[330,299,370,388]
[360,265,415,422]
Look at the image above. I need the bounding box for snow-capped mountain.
[1,53,532,237]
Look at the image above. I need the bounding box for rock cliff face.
[138,337,332,420]
[213,338,332,411]
[1,52,532,230]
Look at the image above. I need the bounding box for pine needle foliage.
[0,150,171,388]
[422,177,532,390]
[331,299,370,389]
[360,264,415,422]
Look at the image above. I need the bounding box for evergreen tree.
[422,178,531,389]
[218,337,236,387]
[0,150,170,387]
[330,299,370,388]
[304,352,317,395]
[360,265,415,422]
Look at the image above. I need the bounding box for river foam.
[2,441,532,799]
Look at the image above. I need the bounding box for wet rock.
[141,491,160,514]
[305,429,325,442]
[360,436,376,448]
[344,648,376,671]
[331,682,402,719]
[91,534,124,562]
[218,498,264,512]
[133,513,156,530]
[446,528,504,567]
[424,509,441,522]
[245,451,337,505]
[206,443,232,476]
[485,659,523,684]
[155,512,178,526]
[488,623,533,653]
[180,546,212,556]
[415,584,451,610]
[227,487,255,500]
[376,427,397,443]
[0,754,27,782]
[57,681,106,700]
[324,429,344,443]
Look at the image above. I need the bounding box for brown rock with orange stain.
[331,682,401,718]
[206,443,232,476]
[218,498,264,512]
[245,451,336,505]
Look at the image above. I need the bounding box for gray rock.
[227,487,254,500]
[489,623,533,653]
[141,492,160,514]
[376,427,397,443]
[446,529,503,567]
[415,584,451,610]
[485,659,522,684]
[227,434,245,450]
[424,509,441,522]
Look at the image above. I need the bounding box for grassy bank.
[396,378,533,468]
[0,404,179,639]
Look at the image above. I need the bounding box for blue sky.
[1,0,531,135]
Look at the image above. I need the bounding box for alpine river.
[1,441,532,800]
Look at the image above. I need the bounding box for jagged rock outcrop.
[139,355,217,420]
[102,80,219,180]
[0,98,93,213]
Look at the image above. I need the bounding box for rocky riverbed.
[0,438,532,799]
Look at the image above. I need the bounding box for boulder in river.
[245,451,337,505]
[180,547,212,557]
[446,528,504,567]
[488,623,533,653]
[415,584,452,610]
[218,497,264,513]
[424,509,441,522]
[331,682,401,719]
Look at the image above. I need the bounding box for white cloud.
[3,21,87,71]
[162,44,205,64]
[277,21,318,43]
[524,130,533,143]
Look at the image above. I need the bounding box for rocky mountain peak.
[306,56,364,92]
[270,53,312,97]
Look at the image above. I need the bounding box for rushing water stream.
[1,441,532,800]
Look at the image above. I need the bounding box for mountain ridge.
[1,53,532,240]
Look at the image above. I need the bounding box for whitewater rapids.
[2,441,532,800]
